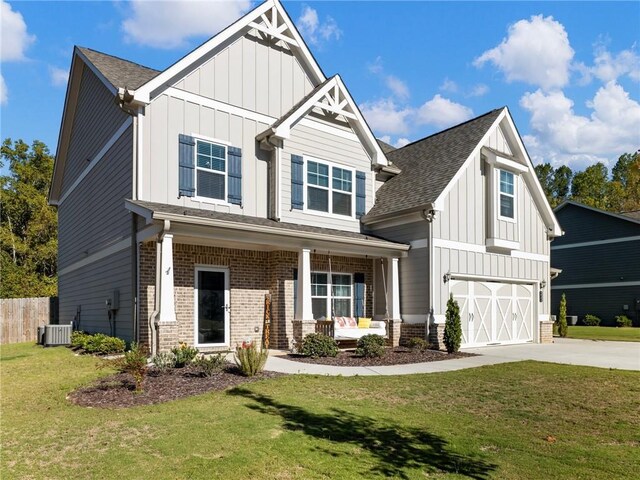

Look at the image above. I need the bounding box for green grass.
[1,344,639,479]
[564,325,640,342]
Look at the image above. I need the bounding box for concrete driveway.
[464,338,640,371]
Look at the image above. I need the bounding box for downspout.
[421,208,437,341]
[148,240,161,356]
[131,213,139,343]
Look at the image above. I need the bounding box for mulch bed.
[283,347,476,367]
[68,364,283,408]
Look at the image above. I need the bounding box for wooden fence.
[0,297,59,345]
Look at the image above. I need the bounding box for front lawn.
[1,343,639,479]
[565,325,640,342]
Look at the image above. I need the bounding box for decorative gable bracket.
[248,4,299,47]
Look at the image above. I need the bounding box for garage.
[450,279,535,347]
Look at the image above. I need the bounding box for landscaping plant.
[152,352,176,372]
[355,334,386,358]
[407,337,429,351]
[171,342,199,367]
[615,315,633,328]
[194,353,227,377]
[300,333,339,358]
[234,341,268,376]
[70,331,125,355]
[557,293,568,338]
[443,294,462,353]
[104,342,148,393]
[583,314,601,326]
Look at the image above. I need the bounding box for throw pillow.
[358,317,372,329]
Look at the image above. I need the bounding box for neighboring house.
[551,201,640,326]
[49,0,561,354]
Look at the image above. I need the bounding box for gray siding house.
[551,202,640,326]
[50,0,561,353]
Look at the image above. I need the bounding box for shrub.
[152,352,176,371]
[583,314,601,326]
[70,331,89,349]
[72,332,125,355]
[443,294,462,353]
[194,353,226,377]
[557,293,568,338]
[615,315,632,328]
[235,341,269,377]
[355,334,386,358]
[300,333,339,358]
[407,337,429,351]
[171,342,199,367]
[119,342,148,392]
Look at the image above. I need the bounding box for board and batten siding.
[143,94,271,218]
[173,33,314,119]
[279,121,373,232]
[61,65,129,196]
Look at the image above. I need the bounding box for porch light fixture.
[443,273,451,284]
[540,280,547,289]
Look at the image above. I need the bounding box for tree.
[613,152,640,212]
[553,165,573,205]
[0,139,57,298]
[443,294,462,354]
[534,163,555,206]
[557,293,568,338]
[571,162,609,210]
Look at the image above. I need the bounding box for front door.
[195,267,229,346]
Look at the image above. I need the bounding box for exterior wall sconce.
[443,273,451,283]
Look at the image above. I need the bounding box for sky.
[1,0,639,175]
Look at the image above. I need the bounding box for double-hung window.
[310,272,352,320]
[307,160,353,217]
[499,169,515,219]
[196,140,227,201]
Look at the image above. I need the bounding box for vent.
[44,324,72,347]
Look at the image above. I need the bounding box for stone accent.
[428,323,446,351]
[399,322,428,346]
[156,321,179,353]
[387,319,402,347]
[539,320,554,344]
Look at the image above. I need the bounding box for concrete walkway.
[264,338,640,376]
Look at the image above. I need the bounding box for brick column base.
[157,322,179,353]
[399,322,428,346]
[429,323,446,351]
[539,320,554,344]
[387,319,402,347]
[292,320,317,350]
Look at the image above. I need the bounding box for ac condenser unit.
[44,324,72,347]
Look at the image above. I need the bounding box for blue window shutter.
[227,146,242,205]
[178,134,195,197]
[293,268,298,318]
[291,154,304,210]
[356,171,366,218]
[354,272,365,318]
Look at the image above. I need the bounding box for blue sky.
[1,0,639,174]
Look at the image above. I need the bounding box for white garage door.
[450,280,534,347]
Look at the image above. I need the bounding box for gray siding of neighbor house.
[551,204,640,326]
[57,65,134,340]
[61,64,129,196]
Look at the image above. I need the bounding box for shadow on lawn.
[228,387,496,479]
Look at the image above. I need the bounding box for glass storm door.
[195,268,229,346]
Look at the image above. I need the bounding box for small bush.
[194,353,226,377]
[407,337,429,351]
[235,341,268,377]
[300,333,339,358]
[104,343,148,392]
[152,352,176,371]
[71,331,89,349]
[557,293,568,338]
[171,342,199,367]
[355,334,386,358]
[71,332,125,355]
[583,314,601,326]
[615,315,632,328]
[443,294,462,353]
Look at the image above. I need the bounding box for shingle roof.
[78,47,160,90]
[129,200,409,248]
[365,108,504,219]
[376,139,396,154]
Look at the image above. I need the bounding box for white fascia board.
[125,199,154,224]
[133,0,325,104]
[483,148,529,174]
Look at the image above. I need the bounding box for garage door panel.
[473,296,492,344]
[496,297,513,342]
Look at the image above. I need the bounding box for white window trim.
[497,168,517,223]
[193,265,230,348]
[303,156,356,219]
[310,271,354,320]
[191,135,231,206]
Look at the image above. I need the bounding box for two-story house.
[49,0,561,354]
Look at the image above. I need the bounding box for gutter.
[362,202,439,226]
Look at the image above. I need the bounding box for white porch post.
[295,248,313,320]
[158,233,176,323]
[387,257,401,319]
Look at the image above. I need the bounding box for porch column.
[295,248,313,320]
[386,257,402,346]
[158,233,176,324]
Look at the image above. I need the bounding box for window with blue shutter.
[178,134,196,197]
[356,171,366,219]
[354,272,365,318]
[227,146,242,205]
[291,154,304,210]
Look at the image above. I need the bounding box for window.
[499,169,515,219]
[310,272,352,320]
[196,140,226,200]
[307,160,353,217]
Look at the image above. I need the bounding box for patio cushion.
[358,317,372,329]
[345,317,358,328]
[335,317,347,328]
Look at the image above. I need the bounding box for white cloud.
[378,135,411,149]
[368,56,383,74]
[468,83,489,97]
[385,75,409,100]
[122,0,251,49]
[49,66,68,87]
[297,5,341,46]
[591,44,640,83]
[360,98,413,135]
[474,15,574,91]
[1,0,35,62]
[416,94,474,129]
[439,78,458,93]
[0,74,7,106]
[520,82,640,169]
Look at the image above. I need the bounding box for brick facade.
[539,320,554,344]
[399,322,428,346]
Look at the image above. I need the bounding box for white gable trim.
[132,0,325,104]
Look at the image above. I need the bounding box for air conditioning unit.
[37,326,46,345]
[44,324,72,347]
